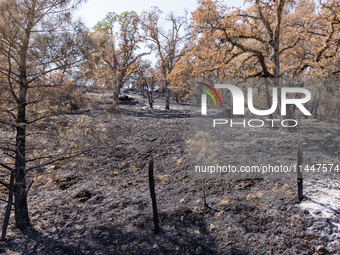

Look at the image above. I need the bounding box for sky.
[75,0,244,64]
[76,0,244,29]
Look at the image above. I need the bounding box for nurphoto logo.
[200,83,311,116]
[198,82,312,128]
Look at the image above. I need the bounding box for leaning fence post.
[297,141,303,201]
[1,170,15,241]
[149,159,160,234]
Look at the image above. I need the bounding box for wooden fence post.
[202,179,207,207]
[297,141,303,201]
[1,170,15,241]
[149,159,160,234]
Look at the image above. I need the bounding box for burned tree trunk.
[284,104,297,133]
[165,86,170,110]
[297,141,303,201]
[14,86,30,229]
[264,79,274,120]
[148,99,154,109]
[1,170,15,240]
[148,159,160,234]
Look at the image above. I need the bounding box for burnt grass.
[0,91,340,254]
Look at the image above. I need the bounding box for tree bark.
[165,85,170,110]
[114,83,121,100]
[14,85,30,229]
[264,79,274,119]
[284,104,297,133]
[148,96,153,108]
[1,170,15,240]
[272,0,285,78]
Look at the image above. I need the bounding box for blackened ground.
[0,91,339,254]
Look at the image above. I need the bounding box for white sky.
[75,0,244,64]
[76,0,244,28]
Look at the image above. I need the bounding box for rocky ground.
[0,90,340,254]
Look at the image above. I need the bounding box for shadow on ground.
[0,207,218,255]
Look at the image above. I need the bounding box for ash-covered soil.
[0,91,340,255]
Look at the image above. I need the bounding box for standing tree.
[167,52,194,103]
[190,0,340,81]
[134,60,162,108]
[191,0,301,78]
[190,0,340,126]
[0,0,93,233]
[93,11,149,101]
[141,7,190,110]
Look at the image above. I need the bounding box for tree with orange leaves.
[93,11,149,101]
[140,7,190,110]
[175,0,340,122]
